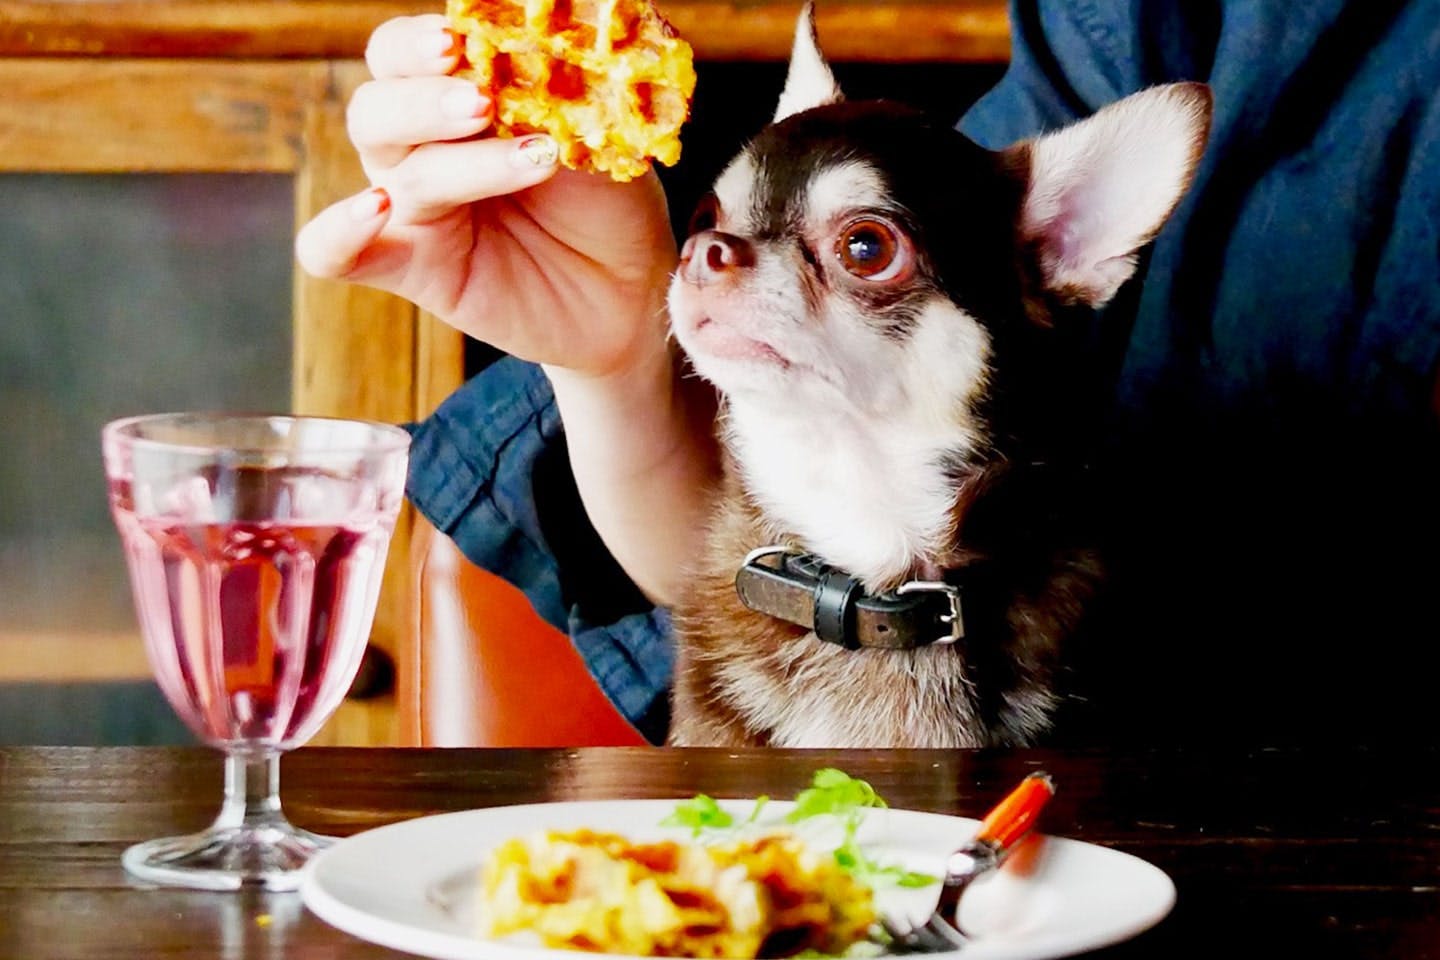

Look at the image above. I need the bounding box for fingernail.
[350,187,390,221]
[419,29,459,60]
[441,85,489,120]
[513,135,559,168]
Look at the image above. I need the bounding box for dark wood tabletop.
[1,745,1436,958]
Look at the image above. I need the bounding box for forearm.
[544,342,721,606]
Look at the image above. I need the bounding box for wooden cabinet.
[0,0,1006,745]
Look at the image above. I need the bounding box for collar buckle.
[735,546,966,651]
[894,580,964,644]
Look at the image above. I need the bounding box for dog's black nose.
[680,230,755,286]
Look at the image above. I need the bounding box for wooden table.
[1,746,1436,958]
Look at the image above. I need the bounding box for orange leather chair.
[400,515,647,746]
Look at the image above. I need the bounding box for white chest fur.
[724,400,964,588]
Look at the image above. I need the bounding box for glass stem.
[216,752,286,831]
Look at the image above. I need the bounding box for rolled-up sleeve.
[404,356,674,741]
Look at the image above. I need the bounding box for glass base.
[123,822,333,891]
[122,751,332,891]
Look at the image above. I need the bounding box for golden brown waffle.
[448,0,697,181]
[477,829,878,958]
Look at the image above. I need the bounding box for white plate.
[301,798,1174,960]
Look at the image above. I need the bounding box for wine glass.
[101,412,410,891]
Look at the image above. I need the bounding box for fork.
[879,771,1056,954]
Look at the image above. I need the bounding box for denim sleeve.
[404,356,674,742]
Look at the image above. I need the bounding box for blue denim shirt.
[406,0,1440,745]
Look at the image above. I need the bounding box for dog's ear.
[773,1,843,122]
[1007,82,1213,307]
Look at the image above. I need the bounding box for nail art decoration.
[516,135,559,167]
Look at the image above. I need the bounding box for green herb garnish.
[785,768,887,823]
[787,769,934,888]
[835,837,938,888]
[660,769,937,888]
[744,795,771,824]
[659,794,734,836]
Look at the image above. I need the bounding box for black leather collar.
[734,546,964,650]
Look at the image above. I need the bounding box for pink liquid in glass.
[110,474,394,751]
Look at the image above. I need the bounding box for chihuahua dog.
[664,5,1211,747]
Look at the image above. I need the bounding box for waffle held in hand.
[447,0,697,181]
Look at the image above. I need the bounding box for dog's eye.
[835,218,909,281]
[688,194,721,235]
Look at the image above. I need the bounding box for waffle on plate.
[477,828,878,957]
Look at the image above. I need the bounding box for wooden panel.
[667,1,1009,62]
[395,320,462,746]
[0,59,318,172]
[0,0,1010,62]
[0,633,150,682]
[291,59,422,746]
[0,54,460,741]
[0,0,432,58]
[415,311,467,419]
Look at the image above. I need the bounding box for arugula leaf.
[659,794,733,836]
[743,795,770,824]
[835,837,937,888]
[659,769,938,888]
[783,770,936,887]
[786,768,887,823]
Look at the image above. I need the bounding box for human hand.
[294,14,680,379]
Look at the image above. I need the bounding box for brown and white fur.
[664,6,1212,747]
